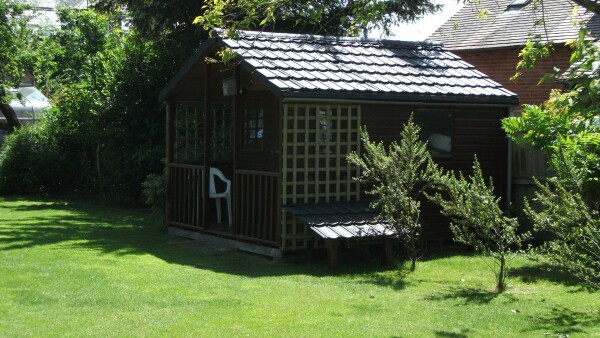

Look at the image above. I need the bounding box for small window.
[414,110,453,156]
[243,108,264,148]
[507,0,531,10]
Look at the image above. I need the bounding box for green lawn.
[0,197,598,337]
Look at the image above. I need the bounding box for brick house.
[428,0,600,218]
[428,0,600,106]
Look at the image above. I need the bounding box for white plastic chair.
[209,167,232,226]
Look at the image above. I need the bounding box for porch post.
[166,97,175,226]
[202,62,211,228]
[232,65,238,231]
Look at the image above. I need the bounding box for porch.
[166,163,280,248]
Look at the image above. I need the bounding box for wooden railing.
[167,163,204,229]
[234,170,279,245]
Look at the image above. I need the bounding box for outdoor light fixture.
[222,77,237,96]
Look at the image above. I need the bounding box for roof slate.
[217,30,518,104]
[283,202,396,240]
[428,0,600,50]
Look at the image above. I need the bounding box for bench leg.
[383,237,394,265]
[325,240,339,269]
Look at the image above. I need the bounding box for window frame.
[241,107,265,149]
[414,108,454,158]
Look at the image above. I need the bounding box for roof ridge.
[214,28,443,48]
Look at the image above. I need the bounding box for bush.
[347,117,441,271]
[527,179,600,289]
[0,124,74,194]
[428,157,531,291]
[141,171,166,214]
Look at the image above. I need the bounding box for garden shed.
[159,29,518,259]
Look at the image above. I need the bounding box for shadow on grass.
[0,196,406,280]
[351,267,409,291]
[0,198,157,256]
[510,263,582,288]
[424,286,508,305]
[524,306,600,336]
[434,330,470,338]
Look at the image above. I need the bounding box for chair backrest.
[209,167,226,194]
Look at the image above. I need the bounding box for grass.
[0,197,598,337]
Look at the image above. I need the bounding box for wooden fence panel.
[167,163,204,229]
[234,170,279,245]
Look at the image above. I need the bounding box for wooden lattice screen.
[174,103,204,163]
[174,102,232,164]
[281,103,361,251]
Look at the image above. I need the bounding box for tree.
[428,158,531,291]
[347,117,441,271]
[194,0,441,37]
[526,178,600,288]
[503,26,600,286]
[0,0,30,132]
[570,0,600,15]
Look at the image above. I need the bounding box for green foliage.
[141,172,166,215]
[4,7,192,204]
[195,0,441,38]
[28,8,118,98]
[347,117,441,271]
[428,158,531,291]
[0,0,30,103]
[0,125,74,194]
[93,0,206,43]
[503,26,600,288]
[511,38,555,82]
[503,28,600,203]
[527,179,600,289]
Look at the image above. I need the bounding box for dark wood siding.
[361,103,509,242]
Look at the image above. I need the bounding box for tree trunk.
[409,238,417,271]
[0,103,22,132]
[497,255,506,292]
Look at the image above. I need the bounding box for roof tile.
[428,0,600,50]
[220,30,517,103]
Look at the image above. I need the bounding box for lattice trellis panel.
[281,103,361,251]
[174,103,204,163]
[174,102,232,164]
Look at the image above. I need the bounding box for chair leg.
[215,198,222,223]
[226,195,232,226]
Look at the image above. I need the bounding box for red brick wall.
[455,45,572,108]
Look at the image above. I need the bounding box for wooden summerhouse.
[159,30,518,258]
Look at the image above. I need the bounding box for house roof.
[283,202,396,240]
[159,30,518,105]
[428,0,600,51]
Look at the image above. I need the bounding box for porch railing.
[167,163,203,229]
[234,170,279,245]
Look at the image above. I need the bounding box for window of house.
[243,108,264,148]
[414,110,453,156]
[506,0,530,10]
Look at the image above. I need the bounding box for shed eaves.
[216,30,518,104]
[428,0,600,50]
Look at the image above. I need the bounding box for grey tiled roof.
[283,202,396,239]
[428,0,600,50]
[216,30,517,104]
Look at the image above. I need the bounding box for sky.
[369,0,464,41]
